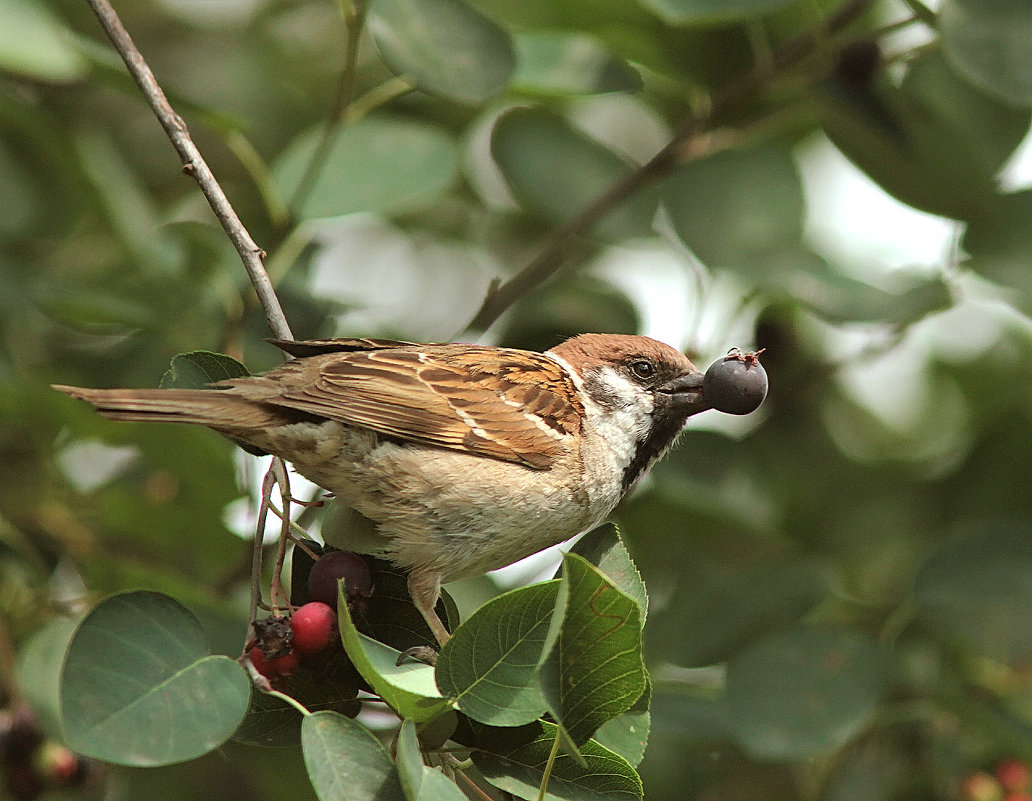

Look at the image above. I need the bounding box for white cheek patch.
[582,366,654,469]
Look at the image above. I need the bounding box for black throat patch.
[621,411,686,491]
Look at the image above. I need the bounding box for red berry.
[33,741,78,785]
[998,760,1032,794]
[307,550,374,608]
[248,646,300,678]
[290,602,337,654]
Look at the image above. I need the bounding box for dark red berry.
[290,602,337,654]
[248,646,300,678]
[308,550,374,609]
[703,348,768,415]
[997,760,1031,794]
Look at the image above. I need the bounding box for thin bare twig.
[269,459,293,614]
[463,0,875,335]
[84,0,293,342]
[249,466,277,645]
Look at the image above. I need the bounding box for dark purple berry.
[307,550,374,609]
[704,348,768,415]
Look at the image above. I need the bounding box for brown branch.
[463,0,875,335]
[84,0,294,342]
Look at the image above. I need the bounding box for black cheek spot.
[583,372,624,412]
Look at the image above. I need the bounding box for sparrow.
[55,334,724,645]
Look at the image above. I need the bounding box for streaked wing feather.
[246,344,582,469]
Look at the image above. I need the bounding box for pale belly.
[265,421,624,582]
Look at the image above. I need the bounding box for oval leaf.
[159,351,249,389]
[820,47,1028,221]
[941,0,1032,105]
[397,718,424,800]
[491,107,657,240]
[0,0,88,82]
[914,522,1032,664]
[474,720,643,801]
[512,31,642,96]
[301,711,404,801]
[436,580,559,726]
[369,0,515,103]
[662,142,803,274]
[16,616,79,736]
[60,591,250,766]
[277,116,459,219]
[539,553,646,746]
[637,0,795,25]
[963,189,1032,301]
[564,524,647,620]
[418,766,468,800]
[725,628,887,760]
[593,679,650,767]
[338,588,452,722]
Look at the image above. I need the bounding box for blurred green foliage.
[3,0,1032,798]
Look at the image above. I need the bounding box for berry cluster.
[961,759,1032,801]
[248,549,373,684]
[0,707,96,800]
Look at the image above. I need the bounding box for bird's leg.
[407,568,450,646]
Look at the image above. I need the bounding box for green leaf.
[592,679,650,767]
[474,720,643,801]
[784,252,952,325]
[491,107,658,240]
[301,711,405,801]
[60,591,251,766]
[540,553,647,746]
[661,142,804,274]
[964,189,1032,303]
[821,47,1030,220]
[232,657,362,746]
[914,522,1032,664]
[636,0,796,25]
[648,557,826,668]
[512,31,642,96]
[724,628,887,760]
[276,116,460,219]
[159,351,250,389]
[941,0,1032,105]
[338,586,452,722]
[0,0,88,82]
[16,616,79,736]
[397,718,424,801]
[369,0,515,104]
[565,524,647,620]
[418,767,468,800]
[436,580,559,726]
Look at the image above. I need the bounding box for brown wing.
[268,338,420,358]
[227,343,583,470]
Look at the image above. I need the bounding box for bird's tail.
[52,385,243,426]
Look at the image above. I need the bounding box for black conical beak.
[658,370,710,417]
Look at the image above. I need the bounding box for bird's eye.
[629,359,655,380]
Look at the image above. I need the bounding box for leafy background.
[3,0,1032,798]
